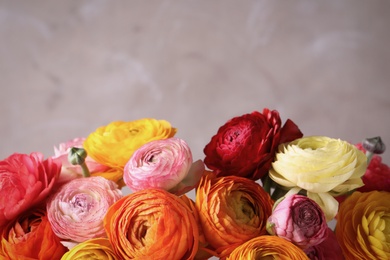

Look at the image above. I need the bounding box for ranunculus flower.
[355,143,390,192]
[203,108,303,180]
[104,189,199,259]
[304,227,344,260]
[195,171,274,258]
[0,152,61,227]
[266,194,328,249]
[52,137,124,187]
[61,238,117,260]
[335,190,390,259]
[180,194,214,260]
[47,176,122,243]
[269,136,367,220]
[123,137,205,195]
[83,118,177,170]
[0,208,67,260]
[226,235,309,260]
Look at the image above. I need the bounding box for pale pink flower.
[0,152,60,227]
[52,138,110,184]
[123,138,205,195]
[46,176,122,242]
[266,194,328,249]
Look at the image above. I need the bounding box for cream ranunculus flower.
[269,136,367,220]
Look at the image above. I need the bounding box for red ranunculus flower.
[0,152,61,228]
[203,108,303,180]
[355,143,390,192]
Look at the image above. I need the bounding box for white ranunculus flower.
[269,136,367,220]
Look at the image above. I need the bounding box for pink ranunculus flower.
[0,152,61,228]
[46,176,122,243]
[52,138,111,185]
[123,137,205,195]
[266,194,328,250]
[304,228,344,260]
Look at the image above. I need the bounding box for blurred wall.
[1,0,390,165]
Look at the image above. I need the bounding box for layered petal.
[60,238,117,260]
[269,136,367,220]
[47,176,122,242]
[226,235,309,260]
[0,208,67,260]
[195,171,274,257]
[267,194,328,249]
[104,189,199,260]
[83,119,176,170]
[335,191,390,259]
[124,137,204,195]
[0,152,61,227]
[203,108,302,180]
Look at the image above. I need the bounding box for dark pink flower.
[0,152,61,228]
[304,228,344,260]
[266,194,328,249]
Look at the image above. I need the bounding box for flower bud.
[68,147,88,165]
[362,136,386,154]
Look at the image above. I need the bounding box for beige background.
[1,0,390,167]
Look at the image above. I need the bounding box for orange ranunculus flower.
[83,118,176,170]
[181,194,216,260]
[104,189,199,260]
[0,208,67,260]
[61,238,117,260]
[335,191,390,259]
[195,171,274,258]
[226,235,309,260]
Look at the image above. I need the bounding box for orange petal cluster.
[104,188,199,259]
[227,235,309,259]
[0,208,67,260]
[195,171,274,258]
[336,190,390,259]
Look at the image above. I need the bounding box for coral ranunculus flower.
[0,208,67,260]
[47,176,122,243]
[226,235,309,260]
[83,118,177,170]
[195,171,274,258]
[0,152,61,227]
[104,189,199,260]
[203,108,303,180]
[335,191,390,260]
[124,137,205,195]
[61,238,117,260]
[269,136,367,220]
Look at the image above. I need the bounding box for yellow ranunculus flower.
[83,118,176,169]
[269,136,367,220]
[336,191,390,260]
[61,238,117,259]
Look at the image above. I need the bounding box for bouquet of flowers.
[0,108,389,260]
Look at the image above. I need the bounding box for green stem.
[262,175,273,194]
[80,163,90,177]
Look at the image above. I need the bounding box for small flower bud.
[362,136,386,154]
[68,147,88,165]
